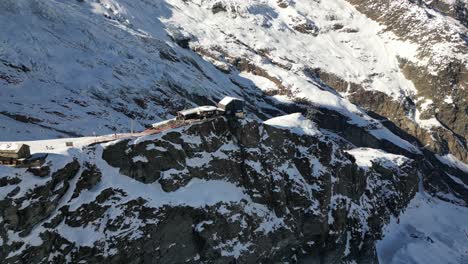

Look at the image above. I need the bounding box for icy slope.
[0,0,244,139]
[166,0,465,101]
[167,0,419,98]
[377,193,468,264]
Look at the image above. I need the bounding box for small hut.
[218,96,245,118]
[0,143,31,166]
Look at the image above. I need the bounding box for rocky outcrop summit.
[1,116,426,263]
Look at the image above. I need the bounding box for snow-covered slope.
[0,0,244,139]
[168,0,421,98]
[1,0,467,262]
[3,0,465,167]
[0,0,430,154]
[377,193,468,264]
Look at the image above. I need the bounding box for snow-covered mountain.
[0,0,467,263]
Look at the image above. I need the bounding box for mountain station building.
[0,143,31,166]
[217,96,245,118]
[176,96,245,121]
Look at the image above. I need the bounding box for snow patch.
[132,155,148,163]
[444,95,454,104]
[346,148,410,169]
[436,154,468,173]
[264,113,319,136]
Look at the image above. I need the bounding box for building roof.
[0,143,27,153]
[218,96,244,106]
[178,106,223,116]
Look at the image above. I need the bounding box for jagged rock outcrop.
[307,68,468,164]
[1,117,422,263]
[345,0,467,149]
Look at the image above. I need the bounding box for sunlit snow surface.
[0,0,241,140]
[264,113,319,136]
[377,193,468,264]
[436,154,468,174]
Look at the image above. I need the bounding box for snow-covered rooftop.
[264,113,319,136]
[345,147,409,169]
[218,96,244,106]
[178,106,222,116]
[0,143,26,153]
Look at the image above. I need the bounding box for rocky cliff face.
[1,116,423,263]
[345,0,467,163]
